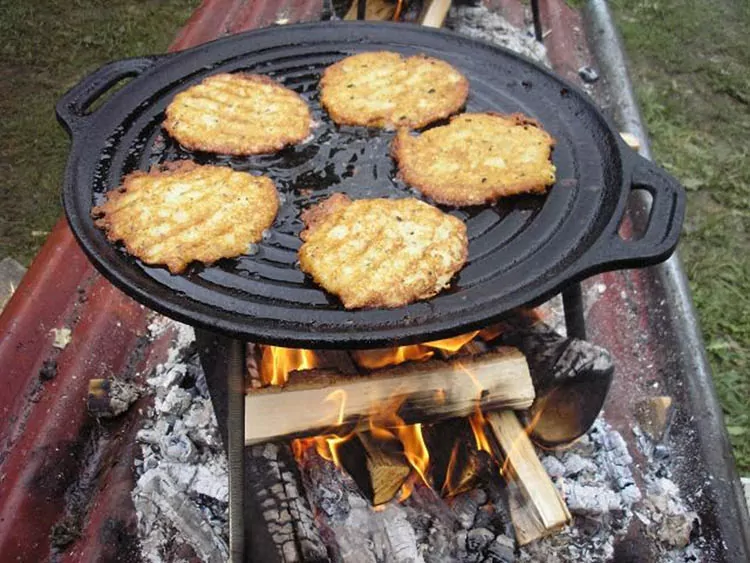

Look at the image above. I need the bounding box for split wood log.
[344,0,396,20]
[338,431,411,505]
[485,411,571,545]
[244,347,534,445]
[423,418,487,497]
[420,0,452,27]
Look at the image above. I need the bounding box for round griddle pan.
[56,22,685,349]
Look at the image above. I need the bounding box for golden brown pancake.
[320,51,469,129]
[299,195,468,309]
[92,162,279,274]
[392,112,557,206]
[163,73,312,155]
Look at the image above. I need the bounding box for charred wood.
[489,313,614,447]
[246,443,329,563]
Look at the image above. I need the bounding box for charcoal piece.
[494,314,614,447]
[472,505,496,531]
[450,490,481,529]
[247,443,329,562]
[467,528,494,552]
[39,358,57,381]
[484,534,515,562]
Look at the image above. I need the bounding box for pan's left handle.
[56,56,164,137]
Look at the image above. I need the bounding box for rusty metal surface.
[0,1,323,561]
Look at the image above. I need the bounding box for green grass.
[0,0,198,264]
[610,0,750,474]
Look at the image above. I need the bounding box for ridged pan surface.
[59,22,683,348]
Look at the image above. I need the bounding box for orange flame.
[352,345,434,370]
[424,331,480,354]
[442,443,462,497]
[287,329,501,507]
[396,422,431,502]
[352,329,482,371]
[260,346,318,385]
[500,407,546,478]
[469,407,493,454]
[324,389,348,426]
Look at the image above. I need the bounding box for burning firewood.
[337,430,412,505]
[244,347,534,445]
[485,411,571,545]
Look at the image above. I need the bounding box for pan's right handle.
[56,56,163,137]
[579,152,686,273]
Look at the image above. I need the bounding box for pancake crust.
[320,51,469,129]
[299,195,468,309]
[163,73,312,155]
[392,112,557,206]
[92,162,279,274]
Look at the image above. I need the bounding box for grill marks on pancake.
[163,73,312,155]
[299,195,468,309]
[92,162,279,274]
[320,52,469,129]
[392,112,557,206]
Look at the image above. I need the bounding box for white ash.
[519,417,705,562]
[447,5,549,68]
[632,425,704,559]
[132,317,229,563]
[89,378,141,418]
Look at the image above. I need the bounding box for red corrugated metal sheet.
[0,1,323,561]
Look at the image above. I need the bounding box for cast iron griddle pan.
[56,22,685,349]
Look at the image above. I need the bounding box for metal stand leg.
[530,0,543,42]
[226,339,246,562]
[562,283,587,340]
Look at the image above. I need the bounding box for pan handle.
[56,56,164,136]
[580,152,686,273]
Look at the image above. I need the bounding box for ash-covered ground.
[131,315,707,562]
[132,318,229,563]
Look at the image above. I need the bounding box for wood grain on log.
[485,411,570,545]
[244,347,534,445]
[337,431,411,505]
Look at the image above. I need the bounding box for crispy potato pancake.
[392,112,557,206]
[92,162,279,274]
[299,195,468,309]
[320,51,469,129]
[163,73,312,155]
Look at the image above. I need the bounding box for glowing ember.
[260,346,318,385]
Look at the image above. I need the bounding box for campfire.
[242,312,611,554]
